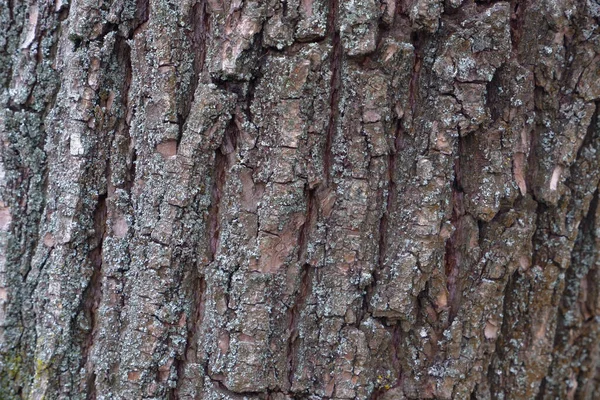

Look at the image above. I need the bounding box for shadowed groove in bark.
[487,266,520,396]
[298,186,316,263]
[324,0,341,186]
[390,323,404,389]
[78,193,107,399]
[286,263,312,391]
[135,0,150,31]
[538,188,599,399]
[508,0,527,51]
[363,122,401,325]
[178,0,210,139]
[408,31,425,119]
[60,22,135,390]
[575,101,599,161]
[112,36,135,194]
[284,182,318,392]
[379,121,398,273]
[486,66,505,123]
[171,276,206,400]
[445,133,466,325]
[538,100,600,399]
[208,120,238,260]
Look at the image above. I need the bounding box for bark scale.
[1,0,600,399]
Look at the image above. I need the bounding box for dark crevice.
[86,373,97,400]
[445,134,466,324]
[508,0,527,50]
[208,378,264,398]
[286,263,312,391]
[171,276,206,400]
[221,118,239,156]
[363,120,401,324]
[469,386,478,400]
[408,31,426,119]
[126,149,137,194]
[208,119,238,260]
[208,147,226,261]
[486,65,505,122]
[135,0,150,29]
[539,188,599,399]
[526,89,545,204]
[391,324,404,389]
[297,186,316,262]
[244,74,260,127]
[324,0,341,186]
[225,264,240,307]
[576,101,599,161]
[378,122,398,270]
[487,269,519,397]
[179,0,210,138]
[79,193,108,400]
[113,37,136,194]
[96,22,119,43]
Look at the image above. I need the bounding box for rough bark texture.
[1,0,600,399]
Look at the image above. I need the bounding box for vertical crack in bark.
[390,323,404,391]
[114,37,135,195]
[208,120,237,261]
[208,149,224,260]
[179,0,210,142]
[365,122,402,324]
[171,276,206,399]
[78,33,134,396]
[79,193,107,399]
[298,186,316,263]
[538,101,600,399]
[487,268,519,394]
[541,188,599,399]
[575,101,599,161]
[286,263,312,392]
[135,0,150,31]
[378,128,395,274]
[285,185,317,392]
[408,31,424,122]
[445,135,465,325]
[324,0,341,185]
[508,0,527,51]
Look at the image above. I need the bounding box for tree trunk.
[1,0,600,398]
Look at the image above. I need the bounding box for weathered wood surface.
[1,0,599,398]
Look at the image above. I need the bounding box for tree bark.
[1,0,600,398]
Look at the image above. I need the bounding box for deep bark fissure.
[78,193,107,399]
[408,31,425,118]
[179,0,210,138]
[171,275,206,400]
[445,133,466,325]
[135,0,150,31]
[286,263,312,392]
[537,99,600,398]
[298,187,316,262]
[487,267,520,395]
[208,140,231,261]
[576,101,599,161]
[540,188,599,399]
[324,0,341,186]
